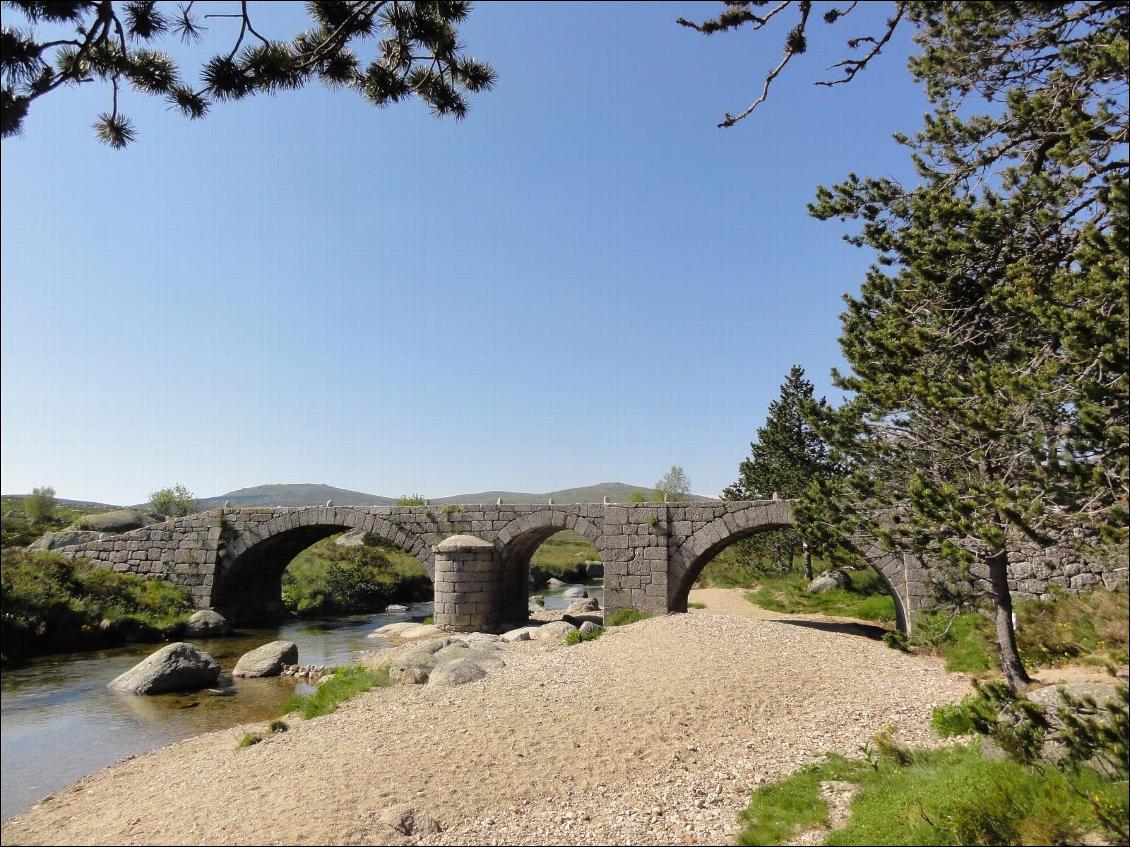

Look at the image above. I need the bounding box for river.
[1,582,601,822]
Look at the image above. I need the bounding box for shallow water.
[0,582,602,821]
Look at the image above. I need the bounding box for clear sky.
[1,1,927,505]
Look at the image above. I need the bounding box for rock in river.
[562,586,588,598]
[183,609,231,637]
[233,641,298,678]
[108,642,220,695]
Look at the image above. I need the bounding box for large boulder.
[370,622,445,641]
[546,578,566,588]
[567,598,600,614]
[73,509,162,533]
[809,569,853,593]
[28,529,104,551]
[433,645,506,670]
[388,650,436,685]
[579,620,602,636]
[183,609,231,637]
[108,642,220,695]
[335,529,367,547]
[427,658,488,687]
[233,641,298,678]
[500,627,533,643]
[531,620,578,642]
[562,586,588,599]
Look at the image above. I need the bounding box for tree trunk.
[802,542,813,582]
[987,549,1030,691]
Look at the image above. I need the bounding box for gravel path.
[2,590,969,845]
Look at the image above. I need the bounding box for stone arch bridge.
[56,501,931,631]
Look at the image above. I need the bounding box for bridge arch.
[490,510,605,624]
[213,508,432,622]
[668,501,909,631]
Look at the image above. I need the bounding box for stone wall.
[53,501,1126,630]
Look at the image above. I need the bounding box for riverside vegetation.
[0,547,193,664]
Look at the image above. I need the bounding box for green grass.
[281,665,389,719]
[564,626,605,645]
[605,607,653,627]
[687,601,706,609]
[236,732,262,749]
[745,568,898,624]
[738,742,1124,846]
[911,588,1128,676]
[1,547,194,664]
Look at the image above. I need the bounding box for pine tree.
[2,1,495,148]
[723,365,833,579]
[689,1,1129,689]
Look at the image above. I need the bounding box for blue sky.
[1,1,927,504]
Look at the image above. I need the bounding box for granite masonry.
[53,501,1125,633]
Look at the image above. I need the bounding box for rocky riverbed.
[1,590,972,845]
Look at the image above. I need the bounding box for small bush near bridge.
[0,548,193,665]
[605,607,653,627]
[564,626,604,645]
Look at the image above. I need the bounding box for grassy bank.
[0,548,194,664]
[281,535,432,616]
[745,568,898,625]
[910,587,1129,675]
[737,739,1125,846]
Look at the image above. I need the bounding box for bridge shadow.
[768,618,891,641]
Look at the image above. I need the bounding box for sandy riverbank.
[2,589,972,845]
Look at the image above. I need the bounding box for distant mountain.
[190,481,716,510]
[1,495,119,509]
[428,482,717,505]
[194,484,397,510]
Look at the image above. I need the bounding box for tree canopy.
[693,0,1130,688]
[1,0,495,147]
[149,483,198,517]
[655,466,691,501]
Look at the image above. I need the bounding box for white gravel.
[1,590,970,846]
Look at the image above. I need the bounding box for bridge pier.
[432,534,523,632]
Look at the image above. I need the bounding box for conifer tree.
[2,1,495,147]
[723,365,833,579]
[686,1,1128,689]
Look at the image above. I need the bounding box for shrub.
[237,733,262,749]
[281,535,431,617]
[24,486,56,523]
[605,607,652,626]
[148,484,198,518]
[565,626,604,645]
